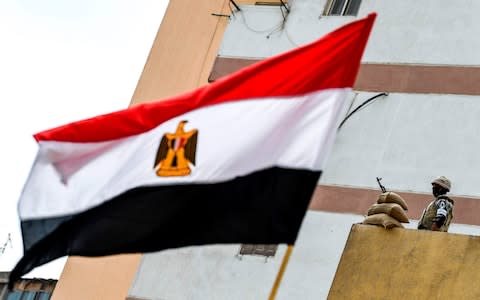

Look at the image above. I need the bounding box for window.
[6,291,53,300]
[2,275,57,300]
[238,244,278,257]
[324,0,361,16]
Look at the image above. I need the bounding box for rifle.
[376,177,387,193]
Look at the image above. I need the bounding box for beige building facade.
[52,0,480,299]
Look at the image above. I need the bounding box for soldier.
[417,176,454,232]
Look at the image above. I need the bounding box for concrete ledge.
[328,224,480,299]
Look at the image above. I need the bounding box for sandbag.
[368,203,410,223]
[363,213,404,229]
[377,192,408,210]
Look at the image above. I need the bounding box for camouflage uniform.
[417,195,454,232]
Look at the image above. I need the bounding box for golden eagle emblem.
[154,120,198,177]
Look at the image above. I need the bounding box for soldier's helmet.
[431,176,451,192]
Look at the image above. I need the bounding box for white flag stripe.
[19,88,348,220]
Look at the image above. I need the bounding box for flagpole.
[268,245,294,300]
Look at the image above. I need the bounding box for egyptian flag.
[10,14,376,284]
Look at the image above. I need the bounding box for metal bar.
[229,0,241,11]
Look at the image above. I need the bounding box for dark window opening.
[325,0,361,16]
[239,244,278,257]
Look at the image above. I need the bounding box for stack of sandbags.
[363,192,409,229]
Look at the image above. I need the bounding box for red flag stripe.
[34,13,376,143]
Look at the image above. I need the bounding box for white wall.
[322,92,480,197]
[128,211,362,300]
[128,211,480,300]
[219,0,480,65]
[220,1,480,197]
[128,1,480,299]
[129,244,286,300]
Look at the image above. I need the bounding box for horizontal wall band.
[309,184,480,226]
[209,57,480,95]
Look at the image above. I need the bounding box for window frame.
[324,0,361,16]
[238,244,278,257]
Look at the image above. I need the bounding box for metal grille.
[239,244,278,257]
